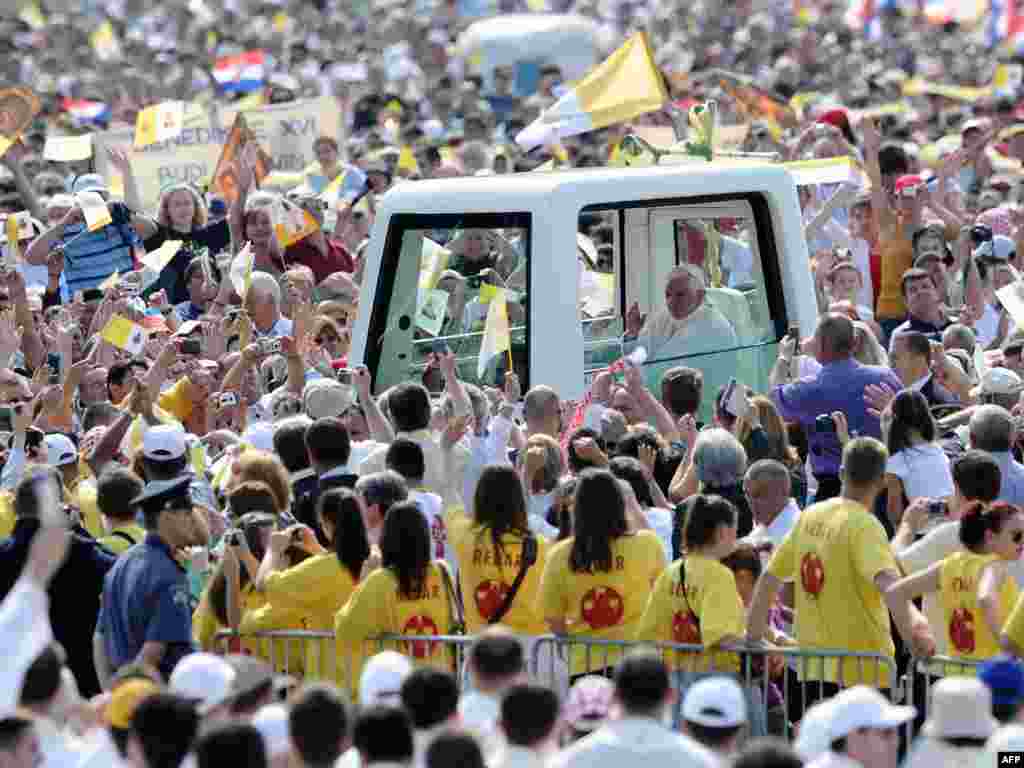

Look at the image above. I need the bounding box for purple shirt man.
[771,314,902,481]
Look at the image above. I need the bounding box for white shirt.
[463,418,515,516]
[807,751,866,768]
[360,429,470,507]
[458,691,504,763]
[550,717,718,768]
[411,489,456,574]
[644,507,674,564]
[491,745,551,768]
[720,235,753,288]
[0,577,53,716]
[636,303,738,361]
[743,499,801,550]
[885,443,954,502]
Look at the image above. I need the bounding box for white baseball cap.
[681,676,747,728]
[922,677,998,741]
[827,686,916,742]
[252,704,291,757]
[971,367,1024,398]
[795,698,838,762]
[44,433,78,467]
[143,424,187,461]
[168,653,237,714]
[359,651,412,708]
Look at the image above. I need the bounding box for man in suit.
[0,467,116,697]
[293,418,357,539]
[889,330,958,408]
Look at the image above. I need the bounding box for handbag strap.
[436,559,464,630]
[488,532,537,626]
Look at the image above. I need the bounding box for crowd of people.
[12,0,1024,767]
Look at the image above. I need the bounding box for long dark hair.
[380,501,431,598]
[886,389,935,456]
[609,456,654,508]
[569,469,628,573]
[959,501,1020,553]
[208,523,270,627]
[683,494,737,552]
[473,465,529,571]
[318,488,370,581]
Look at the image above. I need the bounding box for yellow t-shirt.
[449,513,549,635]
[256,553,359,678]
[636,553,744,673]
[194,583,268,651]
[0,492,14,539]
[98,523,146,555]
[767,497,899,687]
[940,551,1019,665]
[333,561,454,697]
[538,531,666,676]
[76,479,104,540]
[1003,592,1024,653]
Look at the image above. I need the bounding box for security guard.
[94,476,199,686]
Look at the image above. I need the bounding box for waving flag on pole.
[477,284,511,379]
[134,101,185,148]
[213,51,267,93]
[101,315,147,356]
[515,32,668,151]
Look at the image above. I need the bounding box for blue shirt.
[59,202,139,294]
[97,532,194,680]
[174,301,203,322]
[772,358,902,476]
[992,451,1024,508]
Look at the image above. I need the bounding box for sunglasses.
[1013,531,1023,544]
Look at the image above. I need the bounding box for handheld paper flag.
[5,216,20,261]
[477,287,511,378]
[134,101,185,149]
[101,315,147,355]
[77,191,112,232]
[141,240,183,272]
[515,32,667,150]
[90,20,122,62]
[229,242,255,298]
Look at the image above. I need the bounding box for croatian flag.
[989,0,1024,51]
[213,50,266,93]
[61,98,111,127]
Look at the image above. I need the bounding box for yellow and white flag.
[419,237,451,291]
[229,242,255,298]
[477,284,511,378]
[515,32,667,150]
[77,191,112,232]
[134,101,185,149]
[101,315,147,355]
[90,20,122,62]
[141,240,183,272]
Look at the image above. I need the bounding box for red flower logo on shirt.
[580,586,624,629]
[475,580,510,622]
[672,610,702,645]
[800,553,825,597]
[401,615,440,659]
[949,607,976,654]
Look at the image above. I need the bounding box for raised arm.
[354,366,395,444]
[24,206,83,266]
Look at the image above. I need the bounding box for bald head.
[523,386,560,438]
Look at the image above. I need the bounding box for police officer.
[94,476,200,687]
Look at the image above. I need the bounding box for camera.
[46,352,60,385]
[218,392,238,408]
[927,500,947,518]
[291,528,303,543]
[260,338,282,355]
[814,414,836,433]
[226,530,241,546]
[178,338,201,356]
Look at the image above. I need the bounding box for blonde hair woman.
[735,395,807,506]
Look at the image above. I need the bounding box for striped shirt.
[59,203,139,294]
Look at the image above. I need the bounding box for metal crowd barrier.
[212,629,905,741]
[530,636,899,741]
[213,629,474,702]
